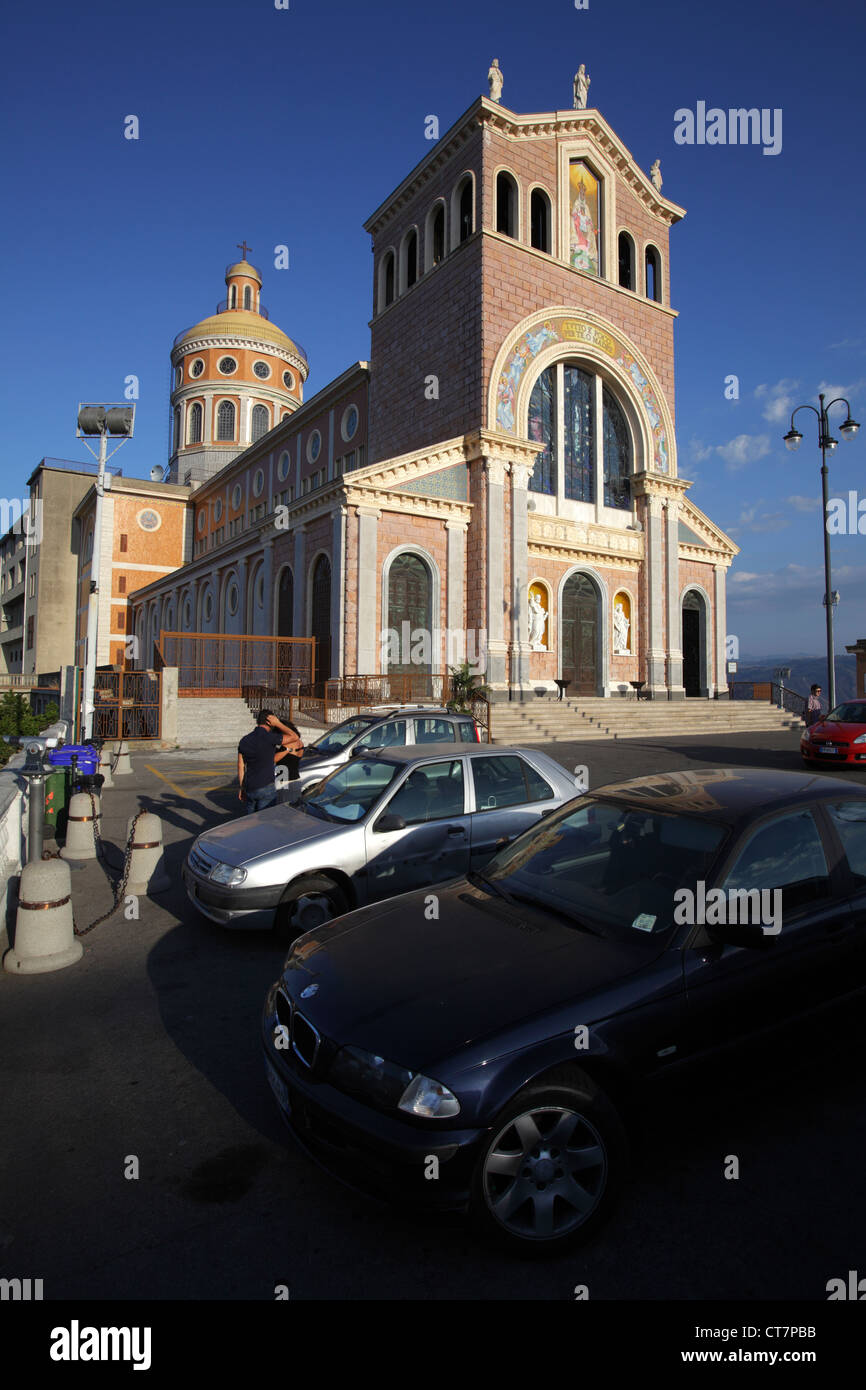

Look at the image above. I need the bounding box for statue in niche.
[573,65,591,110]
[613,600,631,654]
[650,159,663,192]
[488,59,504,103]
[528,590,548,649]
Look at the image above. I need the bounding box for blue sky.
[2,0,864,659]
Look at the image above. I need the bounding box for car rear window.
[471,755,554,811]
[414,717,457,744]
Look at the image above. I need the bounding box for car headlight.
[210,862,247,886]
[398,1073,461,1119]
[328,1045,414,1109]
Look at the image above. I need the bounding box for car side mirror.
[375,813,406,833]
[707,922,777,950]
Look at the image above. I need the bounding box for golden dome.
[176,310,307,365]
[225,259,262,284]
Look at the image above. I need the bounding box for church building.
[128,72,737,701]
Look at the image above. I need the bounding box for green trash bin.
[43,768,69,840]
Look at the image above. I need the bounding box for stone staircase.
[491,695,802,745]
[174,696,325,747]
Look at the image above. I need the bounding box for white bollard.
[60,792,100,861]
[4,858,82,974]
[113,740,132,776]
[125,812,170,895]
[98,747,114,788]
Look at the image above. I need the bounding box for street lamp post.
[76,405,135,739]
[783,393,860,712]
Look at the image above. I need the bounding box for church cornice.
[364,97,685,239]
[528,513,645,567]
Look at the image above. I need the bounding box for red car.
[801,701,866,765]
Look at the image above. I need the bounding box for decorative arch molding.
[380,543,443,672]
[274,562,294,636]
[556,564,610,693]
[488,306,674,476]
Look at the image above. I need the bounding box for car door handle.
[447,826,466,836]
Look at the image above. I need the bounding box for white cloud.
[728,562,866,611]
[754,378,799,425]
[715,433,771,469]
[787,494,820,513]
[727,500,789,536]
[688,436,714,463]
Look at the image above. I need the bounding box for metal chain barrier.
[74,805,147,937]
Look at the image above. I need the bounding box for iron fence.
[90,670,161,740]
[729,680,807,717]
[159,632,315,697]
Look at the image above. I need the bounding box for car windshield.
[302,758,400,823]
[309,716,379,754]
[483,798,729,943]
[827,703,866,723]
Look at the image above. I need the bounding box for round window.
[197,510,206,533]
[232,483,242,510]
[218,356,237,375]
[253,469,264,497]
[277,451,290,481]
[214,498,223,522]
[341,405,359,442]
[190,358,205,378]
[283,370,295,390]
[227,582,239,616]
[253,361,270,379]
[138,509,161,532]
[307,430,321,463]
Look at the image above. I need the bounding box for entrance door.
[310,555,331,688]
[682,591,703,697]
[561,573,600,696]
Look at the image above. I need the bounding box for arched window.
[454,176,473,245]
[381,250,395,309]
[402,229,418,290]
[277,567,293,636]
[618,231,635,290]
[496,171,518,238]
[188,402,203,444]
[602,387,632,510]
[217,400,235,441]
[229,285,237,309]
[243,285,252,310]
[429,203,445,266]
[645,245,662,302]
[251,404,269,442]
[527,362,634,511]
[387,554,432,675]
[530,188,551,253]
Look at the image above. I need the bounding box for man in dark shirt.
[237,709,302,815]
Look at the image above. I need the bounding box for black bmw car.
[262,768,866,1253]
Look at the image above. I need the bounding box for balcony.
[216,298,269,319]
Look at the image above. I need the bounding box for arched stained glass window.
[217,400,235,441]
[188,402,203,444]
[563,366,594,502]
[528,368,556,495]
[243,285,252,310]
[603,387,632,510]
[251,404,269,442]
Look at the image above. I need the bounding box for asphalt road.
[1,730,864,1300]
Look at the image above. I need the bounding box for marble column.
[356,507,380,673]
[484,457,509,691]
[714,563,728,698]
[664,501,684,699]
[645,494,667,697]
[331,507,347,679]
[509,461,534,695]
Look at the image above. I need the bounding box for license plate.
[822,745,836,753]
[266,1061,291,1114]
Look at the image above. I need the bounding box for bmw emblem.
[300,983,319,999]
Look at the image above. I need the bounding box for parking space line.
[143,764,193,799]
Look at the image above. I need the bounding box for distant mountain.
[730,655,858,706]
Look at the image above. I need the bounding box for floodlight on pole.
[77,403,135,739]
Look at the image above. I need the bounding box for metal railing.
[729,681,807,717]
[90,670,161,740]
[240,673,492,742]
[216,298,270,319]
[159,631,315,697]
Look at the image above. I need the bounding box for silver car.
[287,705,483,798]
[183,743,579,934]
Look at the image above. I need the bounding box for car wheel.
[276,875,349,939]
[470,1067,627,1255]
